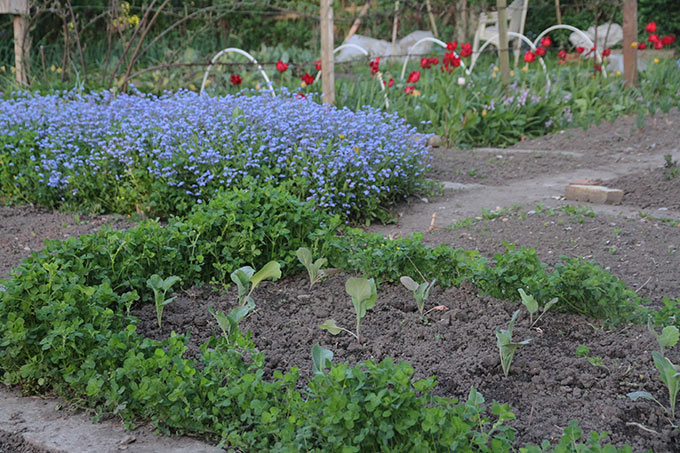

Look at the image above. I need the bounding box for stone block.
[564,185,623,205]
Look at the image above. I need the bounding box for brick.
[564,185,623,205]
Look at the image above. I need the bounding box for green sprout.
[400,276,436,315]
[146,274,181,329]
[319,277,377,343]
[296,247,338,287]
[230,261,281,306]
[518,288,557,328]
[496,309,531,377]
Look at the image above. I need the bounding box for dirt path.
[2,111,680,452]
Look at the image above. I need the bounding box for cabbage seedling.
[648,320,679,355]
[296,247,338,287]
[231,261,281,306]
[628,351,680,420]
[400,276,436,314]
[518,288,558,328]
[209,301,255,344]
[319,277,377,343]
[312,344,334,375]
[496,309,531,377]
[146,274,181,329]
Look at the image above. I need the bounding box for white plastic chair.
[471,0,529,68]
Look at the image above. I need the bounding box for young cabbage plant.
[146,274,181,329]
[312,344,334,376]
[319,277,377,343]
[518,288,557,329]
[209,301,255,344]
[648,320,679,355]
[628,351,680,420]
[296,247,339,287]
[496,309,531,377]
[400,276,437,314]
[231,261,281,306]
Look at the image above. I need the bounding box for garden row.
[1,184,678,450]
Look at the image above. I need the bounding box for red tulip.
[638,42,647,50]
[524,51,536,63]
[654,40,664,49]
[404,85,415,94]
[576,46,585,54]
[540,36,551,47]
[460,42,472,58]
[407,71,420,83]
[446,41,458,51]
[648,33,660,43]
[663,35,676,45]
[230,74,242,85]
[388,78,394,88]
[301,73,314,85]
[276,60,288,73]
[594,64,602,73]
[369,57,380,75]
[645,22,657,33]
[602,48,611,57]
[558,49,567,60]
[314,60,322,71]
[536,46,546,57]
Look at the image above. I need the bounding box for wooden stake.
[13,14,28,85]
[425,0,439,38]
[555,0,562,25]
[320,0,335,105]
[342,2,369,44]
[497,0,510,86]
[623,0,637,87]
[391,1,400,57]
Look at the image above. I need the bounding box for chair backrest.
[507,0,527,34]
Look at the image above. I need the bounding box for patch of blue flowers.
[0,90,430,219]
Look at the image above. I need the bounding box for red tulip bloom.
[230,74,242,85]
[301,73,314,85]
[524,51,536,63]
[663,35,676,45]
[420,57,432,69]
[446,41,458,51]
[276,60,288,73]
[594,64,602,73]
[369,57,380,75]
[558,49,567,60]
[645,22,657,33]
[407,71,420,83]
[460,42,472,58]
[602,48,611,57]
[648,33,660,43]
[388,78,394,88]
[315,60,322,71]
[536,46,546,57]
[296,92,306,99]
[638,42,647,50]
[540,36,551,47]
[404,85,415,94]
[654,40,664,49]
[576,46,585,54]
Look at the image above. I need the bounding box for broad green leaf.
[313,258,327,269]
[146,274,163,290]
[364,278,378,311]
[231,266,255,292]
[400,276,419,292]
[626,391,655,401]
[228,300,255,325]
[296,247,313,269]
[209,306,230,338]
[346,277,372,305]
[518,289,538,315]
[319,319,343,335]
[312,344,333,375]
[250,261,281,289]
[659,326,679,350]
[466,385,485,409]
[544,297,558,312]
[162,275,180,291]
[162,295,177,306]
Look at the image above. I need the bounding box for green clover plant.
[296,247,338,287]
[400,276,436,314]
[231,261,281,306]
[319,277,377,343]
[518,288,557,328]
[146,274,181,329]
[628,351,680,420]
[312,344,334,375]
[496,309,531,377]
[209,301,255,344]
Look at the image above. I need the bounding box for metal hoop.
[200,48,275,96]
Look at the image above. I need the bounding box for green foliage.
[311,344,333,376]
[400,275,437,314]
[480,244,548,300]
[521,419,633,452]
[319,277,377,343]
[209,302,255,344]
[648,320,679,355]
[628,352,680,420]
[146,274,180,328]
[296,247,336,287]
[518,288,557,328]
[496,310,531,377]
[230,261,281,306]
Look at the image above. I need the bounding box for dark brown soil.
[606,167,680,211]
[422,206,680,304]
[131,274,679,451]
[0,205,135,280]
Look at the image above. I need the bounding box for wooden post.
[1,0,30,86]
[343,3,369,44]
[623,0,637,88]
[425,0,439,38]
[320,0,335,105]
[497,0,510,86]
[391,1,400,57]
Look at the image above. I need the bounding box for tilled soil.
[422,206,680,304]
[132,275,679,451]
[606,168,680,211]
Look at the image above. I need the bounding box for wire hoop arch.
[200,48,275,96]
[534,25,608,78]
[400,37,468,80]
